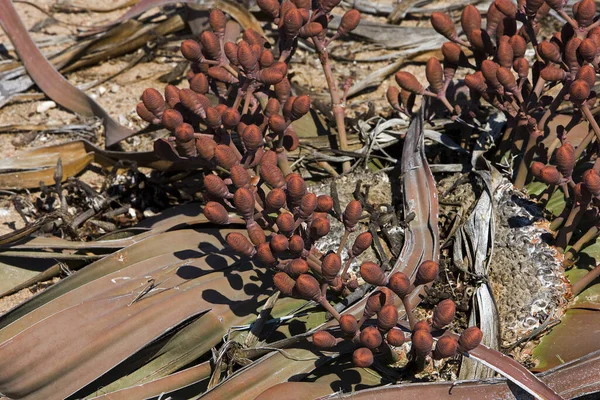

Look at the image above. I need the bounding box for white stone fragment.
[36,101,56,113]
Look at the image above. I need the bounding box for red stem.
[312,37,350,172]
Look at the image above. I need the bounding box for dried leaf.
[0,0,134,147]
[312,348,600,399]
[88,361,212,399]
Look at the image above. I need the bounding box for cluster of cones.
[312,262,482,368]
[390,0,600,266]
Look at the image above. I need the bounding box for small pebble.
[110,84,119,93]
[36,101,56,113]
[143,209,158,218]
[98,86,107,96]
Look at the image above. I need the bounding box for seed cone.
[497,67,517,92]
[496,38,514,68]
[512,57,529,79]
[283,9,303,36]
[204,202,229,224]
[414,320,431,332]
[441,42,467,66]
[209,9,226,34]
[377,304,399,332]
[288,235,305,255]
[319,0,342,13]
[247,222,266,245]
[540,65,567,81]
[204,174,230,199]
[296,273,322,301]
[469,29,493,54]
[181,40,202,62]
[261,163,286,189]
[338,9,361,35]
[425,57,444,94]
[555,142,576,178]
[242,125,263,152]
[162,109,183,132]
[577,65,596,88]
[340,315,359,336]
[256,242,277,266]
[525,0,544,15]
[317,195,334,212]
[230,166,250,189]
[575,0,596,27]
[387,328,406,346]
[431,12,457,41]
[274,272,296,296]
[290,95,311,120]
[481,60,501,90]
[270,234,289,253]
[458,326,483,351]
[141,88,166,116]
[387,86,401,110]
[266,188,287,210]
[215,145,238,169]
[363,289,393,320]
[464,72,488,94]
[583,169,600,196]
[360,261,387,286]
[432,299,456,329]
[343,200,362,230]
[394,72,424,95]
[416,260,439,285]
[286,173,307,206]
[352,347,374,368]
[351,232,373,257]
[530,161,545,178]
[258,0,279,17]
[360,326,383,350]
[433,336,459,360]
[299,22,324,38]
[257,66,286,85]
[136,103,157,123]
[222,108,241,129]
[322,253,342,282]
[495,0,517,17]
[312,331,337,349]
[233,188,255,220]
[299,193,318,219]
[578,38,597,62]
[285,258,309,277]
[387,272,412,298]
[310,217,331,239]
[205,107,221,128]
[164,85,180,108]
[227,233,256,257]
[238,41,258,72]
[461,5,481,37]
[224,42,239,65]
[540,165,562,185]
[509,35,526,58]
[570,79,590,103]
[268,114,287,134]
[259,49,275,68]
[276,213,295,236]
[199,31,221,60]
[412,330,433,357]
